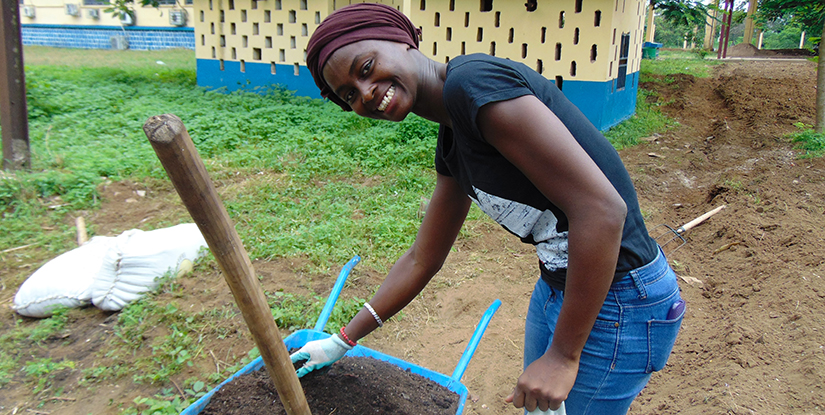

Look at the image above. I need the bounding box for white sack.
[13,236,116,318]
[91,223,207,311]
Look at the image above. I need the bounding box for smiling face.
[322,39,420,122]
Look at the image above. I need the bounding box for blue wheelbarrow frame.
[181,256,501,415]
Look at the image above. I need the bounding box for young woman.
[289,4,684,414]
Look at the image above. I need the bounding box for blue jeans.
[523,247,684,415]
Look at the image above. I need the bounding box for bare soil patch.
[1,58,823,415]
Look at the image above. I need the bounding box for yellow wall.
[19,0,194,28]
[195,0,645,83]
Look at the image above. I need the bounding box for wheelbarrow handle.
[314,255,361,332]
[451,299,502,382]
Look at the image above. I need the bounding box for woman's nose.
[358,82,375,104]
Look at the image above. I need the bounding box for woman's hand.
[505,349,578,412]
[290,335,353,378]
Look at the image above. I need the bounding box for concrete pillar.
[743,0,758,45]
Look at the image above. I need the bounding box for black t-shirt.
[435,54,658,290]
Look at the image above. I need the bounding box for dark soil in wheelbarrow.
[201,356,460,414]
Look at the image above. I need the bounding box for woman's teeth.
[378,86,395,112]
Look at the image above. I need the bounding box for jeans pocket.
[646,308,685,373]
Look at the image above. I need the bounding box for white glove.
[290,335,353,378]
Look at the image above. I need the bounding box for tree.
[759,0,825,132]
[645,0,712,47]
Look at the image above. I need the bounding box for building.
[195,0,646,131]
[19,0,195,50]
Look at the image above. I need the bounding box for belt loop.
[630,269,648,299]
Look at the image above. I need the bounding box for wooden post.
[742,0,758,45]
[142,114,311,415]
[0,0,31,170]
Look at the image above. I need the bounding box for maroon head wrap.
[306,3,421,111]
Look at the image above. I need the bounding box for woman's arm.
[344,171,472,341]
[477,95,627,412]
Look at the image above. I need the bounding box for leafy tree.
[758,0,825,131]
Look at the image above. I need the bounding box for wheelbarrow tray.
[181,328,472,415]
[180,256,499,415]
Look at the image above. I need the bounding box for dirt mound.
[726,42,815,58]
[622,59,825,414]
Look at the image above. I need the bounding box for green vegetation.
[790,123,825,158]
[640,50,725,80]
[24,357,76,393]
[604,89,679,149]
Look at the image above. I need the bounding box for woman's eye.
[361,60,372,75]
[345,90,355,103]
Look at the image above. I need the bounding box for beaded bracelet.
[339,327,357,347]
[364,302,384,327]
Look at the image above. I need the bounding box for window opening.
[433,42,437,55]
[590,44,597,61]
[264,10,271,22]
[559,11,564,28]
[446,27,452,41]
[294,63,300,76]
[480,0,493,11]
[271,62,276,74]
[536,59,543,74]
[574,27,579,44]
[594,10,601,26]
[228,0,234,9]
[575,0,582,13]
[490,41,496,56]
[300,0,307,10]
[420,0,425,10]
[570,61,577,76]
[434,12,440,26]
[253,48,261,60]
[616,32,630,90]
[522,43,527,58]
[555,43,562,60]
[495,11,500,27]
[289,10,296,23]
[477,28,483,42]
[541,27,546,43]
[508,28,514,43]
[465,12,470,27]
[555,76,563,90]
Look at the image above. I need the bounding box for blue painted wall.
[22,25,195,50]
[198,58,637,131]
[197,59,322,99]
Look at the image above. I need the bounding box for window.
[434,12,440,26]
[555,43,562,60]
[570,61,577,76]
[264,10,270,22]
[300,0,307,10]
[253,48,261,60]
[289,10,296,23]
[477,28,483,42]
[616,33,630,90]
[240,60,245,73]
[575,0,582,13]
[555,76,563,90]
[420,0,425,10]
[228,0,234,9]
[446,27,452,41]
[253,23,259,35]
[574,28,579,44]
[590,44,597,61]
[83,0,110,5]
[536,59,543,74]
[558,11,565,28]
[480,0,493,11]
[594,10,601,26]
[490,41,496,56]
[494,11,500,27]
[271,62,277,74]
[541,27,546,43]
[265,37,272,48]
[522,43,527,58]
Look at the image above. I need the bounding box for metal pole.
[0,0,31,171]
[721,0,734,58]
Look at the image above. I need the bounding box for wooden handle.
[678,205,726,234]
[142,114,310,415]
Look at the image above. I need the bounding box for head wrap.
[306,3,421,111]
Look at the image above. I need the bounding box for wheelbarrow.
[181,255,502,415]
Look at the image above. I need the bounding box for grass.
[1,45,704,414]
[789,122,825,158]
[640,49,726,81]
